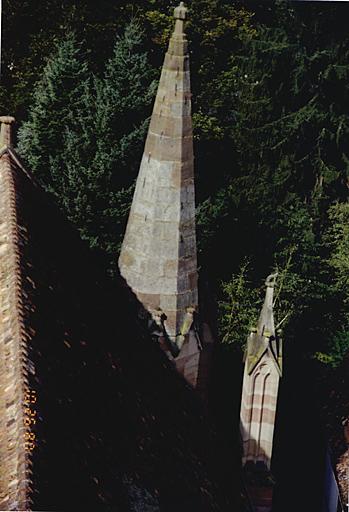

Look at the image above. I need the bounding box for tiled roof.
[323,355,349,504]
[0,144,234,510]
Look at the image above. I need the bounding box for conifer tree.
[62,20,156,269]
[18,21,156,274]
[17,33,89,190]
[207,1,349,362]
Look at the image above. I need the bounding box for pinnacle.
[265,272,278,288]
[174,2,188,21]
[0,116,15,125]
[0,116,15,148]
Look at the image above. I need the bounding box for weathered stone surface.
[240,276,281,471]
[0,117,15,148]
[119,2,198,342]
[240,274,281,512]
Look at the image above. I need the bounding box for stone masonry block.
[179,235,196,259]
[176,291,194,310]
[144,132,193,163]
[157,187,180,204]
[163,259,178,278]
[154,202,181,223]
[178,256,197,274]
[188,271,198,290]
[179,220,195,238]
[160,294,178,311]
[145,258,163,278]
[148,238,178,261]
[168,39,188,56]
[171,101,191,118]
[179,160,195,181]
[180,182,195,203]
[177,273,189,292]
[154,221,180,242]
[180,206,196,226]
[169,169,181,189]
[136,292,161,310]
[158,70,191,93]
[163,53,189,72]
[119,248,135,270]
[149,114,192,140]
[154,88,192,108]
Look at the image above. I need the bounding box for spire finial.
[173,2,188,36]
[0,116,15,148]
[265,272,278,288]
[174,2,188,20]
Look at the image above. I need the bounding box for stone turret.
[119,3,198,345]
[240,273,282,511]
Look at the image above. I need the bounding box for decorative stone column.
[240,274,282,511]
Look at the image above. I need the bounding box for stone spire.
[119,2,198,346]
[0,116,15,148]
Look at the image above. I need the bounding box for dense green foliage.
[196,0,349,366]
[18,22,156,271]
[3,0,349,365]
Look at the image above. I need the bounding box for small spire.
[0,116,15,148]
[257,272,277,337]
[245,272,281,376]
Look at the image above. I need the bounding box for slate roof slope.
[0,120,233,511]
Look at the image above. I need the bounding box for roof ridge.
[0,149,32,509]
[7,147,41,185]
[0,146,9,157]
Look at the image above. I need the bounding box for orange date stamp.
[23,388,37,451]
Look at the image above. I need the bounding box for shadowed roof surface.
[0,143,235,511]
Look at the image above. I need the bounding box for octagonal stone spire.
[119,2,198,344]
